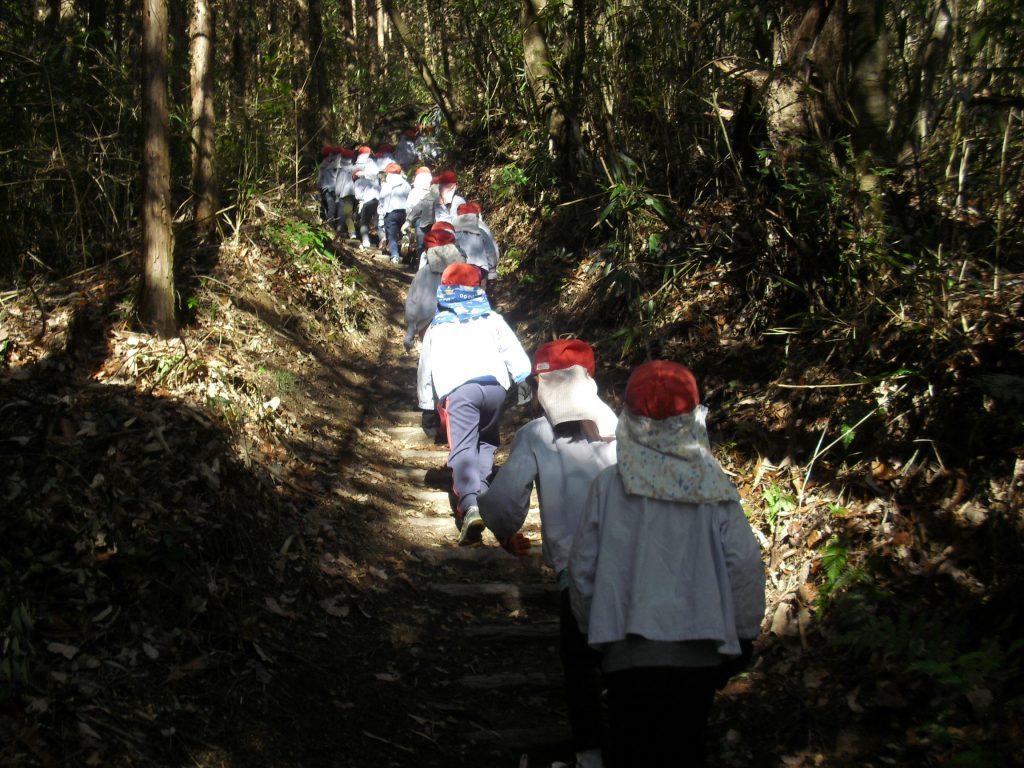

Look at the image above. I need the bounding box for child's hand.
[501,533,531,557]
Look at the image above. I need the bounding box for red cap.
[441,263,482,287]
[457,202,481,216]
[433,170,457,186]
[532,340,596,377]
[423,230,456,249]
[377,143,394,153]
[625,361,699,420]
[357,145,372,155]
[321,144,334,158]
[383,162,403,175]
[414,166,432,176]
[430,221,455,234]
[338,147,356,160]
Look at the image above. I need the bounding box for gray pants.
[439,380,506,513]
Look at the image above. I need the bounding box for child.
[479,339,618,768]
[431,170,466,225]
[394,128,419,169]
[568,361,766,768]
[375,142,397,173]
[416,263,531,545]
[317,145,342,227]
[404,166,434,256]
[453,202,500,290]
[333,147,357,239]
[403,229,466,350]
[415,123,441,165]
[377,162,411,264]
[352,145,380,249]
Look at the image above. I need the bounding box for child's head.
[625,361,699,420]
[423,230,456,251]
[441,262,483,287]
[433,170,457,203]
[457,202,481,218]
[532,340,616,438]
[383,162,403,175]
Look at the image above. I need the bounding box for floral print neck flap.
[615,404,740,504]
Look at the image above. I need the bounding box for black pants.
[559,589,605,755]
[605,665,718,767]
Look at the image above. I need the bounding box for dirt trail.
[323,253,575,767]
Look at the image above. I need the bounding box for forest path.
[329,247,576,767]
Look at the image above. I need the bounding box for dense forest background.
[2,0,1023,765]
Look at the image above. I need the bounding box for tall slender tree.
[140,0,177,337]
[190,0,218,239]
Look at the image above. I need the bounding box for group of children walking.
[318,134,767,766]
[317,126,444,259]
[398,174,766,765]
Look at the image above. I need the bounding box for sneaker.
[390,256,401,264]
[457,506,484,546]
[360,237,371,249]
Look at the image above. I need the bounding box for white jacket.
[569,471,765,657]
[353,154,379,203]
[569,409,765,659]
[454,214,500,279]
[317,154,342,190]
[333,159,355,198]
[479,417,617,574]
[416,312,530,409]
[433,193,466,225]
[377,173,411,229]
[406,185,438,231]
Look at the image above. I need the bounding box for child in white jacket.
[403,166,433,256]
[377,163,411,264]
[430,170,466,225]
[479,339,618,768]
[569,361,766,768]
[416,263,531,545]
[352,146,379,248]
[333,147,357,239]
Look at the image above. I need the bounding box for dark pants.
[560,589,605,755]
[384,210,406,261]
[605,665,718,768]
[320,189,337,225]
[338,195,356,237]
[440,380,505,513]
[359,199,379,240]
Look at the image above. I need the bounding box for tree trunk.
[190,0,218,239]
[521,0,578,166]
[140,0,177,338]
[225,0,248,122]
[902,0,953,156]
[291,0,316,173]
[382,0,463,136]
[309,0,331,143]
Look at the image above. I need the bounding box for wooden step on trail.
[429,582,559,599]
[412,546,542,564]
[386,425,441,446]
[459,621,559,639]
[457,671,559,689]
[400,447,451,464]
[464,725,570,749]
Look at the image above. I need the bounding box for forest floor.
[2,200,1023,767]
